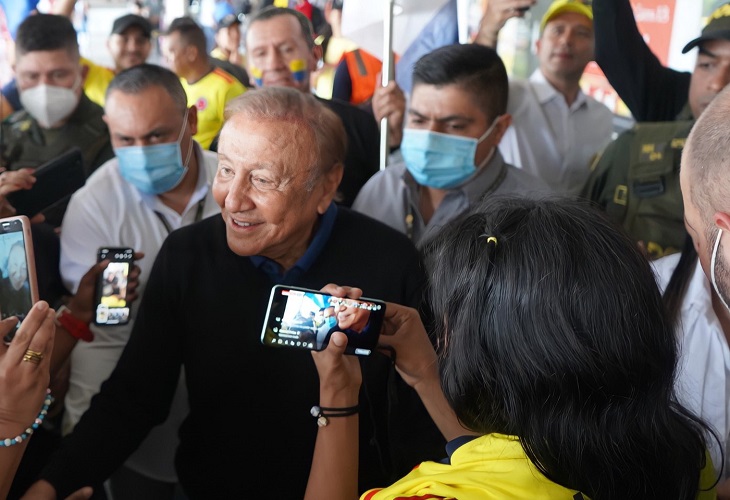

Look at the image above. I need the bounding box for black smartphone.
[94,247,134,326]
[261,285,386,356]
[0,216,39,344]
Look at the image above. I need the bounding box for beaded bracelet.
[310,405,360,427]
[0,389,53,447]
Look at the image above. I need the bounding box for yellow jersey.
[362,433,718,500]
[81,57,115,108]
[181,67,245,149]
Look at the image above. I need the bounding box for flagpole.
[379,0,395,171]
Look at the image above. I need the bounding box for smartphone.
[94,247,134,326]
[0,216,39,344]
[261,285,386,356]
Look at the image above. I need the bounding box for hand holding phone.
[0,216,39,344]
[261,285,386,356]
[94,247,134,326]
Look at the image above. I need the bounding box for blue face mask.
[401,118,500,189]
[115,111,192,195]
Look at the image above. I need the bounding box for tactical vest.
[0,95,112,226]
[0,95,110,177]
[584,119,694,260]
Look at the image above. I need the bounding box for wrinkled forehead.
[246,14,306,47]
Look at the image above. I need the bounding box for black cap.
[682,3,730,53]
[111,14,153,38]
[216,13,241,30]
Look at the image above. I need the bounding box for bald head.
[682,84,730,230]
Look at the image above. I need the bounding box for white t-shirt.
[653,252,730,478]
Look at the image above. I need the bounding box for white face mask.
[19,78,81,128]
[711,228,730,312]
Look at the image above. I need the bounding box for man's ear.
[80,63,89,85]
[185,44,198,63]
[187,105,198,136]
[317,162,344,214]
[714,211,730,232]
[309,44,323,71]
[491,113,512,145]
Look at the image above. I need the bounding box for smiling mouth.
[232,218,262,228]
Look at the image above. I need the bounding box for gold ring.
[22,349,44,365]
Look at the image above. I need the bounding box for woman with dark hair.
[304,196,717,500]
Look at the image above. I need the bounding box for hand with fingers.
[372,81,406,148]
[311,284,363,405]
[305,284,363,500]
[473,0,537,48]
[0,301,55,498]
[50,252,144,378]
[378,302,470,442]
[0,169,36,197]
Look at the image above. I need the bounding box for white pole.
[379,0,395,171]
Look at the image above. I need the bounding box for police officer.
[0,14,113,227]
[583,3,730,259]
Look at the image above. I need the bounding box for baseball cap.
[682,3,730,54]
[540,0,593,32]
[214,3,241,30]
[111,14,153,38]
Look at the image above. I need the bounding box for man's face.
[14,48,82,94]
[536,12,594,84]
[213,115,338,270]
[107,25,151,72]
[688,39,730,119]
[162,31,189,77]
[336,301,370,331]
[245,15,316,92]
[104,86,196,154]
[7,245,27,291]
[216,24,241,54]
[407,83,505,167]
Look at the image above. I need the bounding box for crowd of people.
[0,0,730,498]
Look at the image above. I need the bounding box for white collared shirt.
[653,253,730,478]
[499,69,614,196]
[59,143,221,481]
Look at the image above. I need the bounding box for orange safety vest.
[343,49,386,106]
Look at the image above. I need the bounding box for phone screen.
[94,247,133,326]
[0,216,38,344]
[261,285,386,356]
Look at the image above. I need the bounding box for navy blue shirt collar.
[439,435,478,464]
[250,202,338,284]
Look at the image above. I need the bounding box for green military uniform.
[582,119,694,260]
[0,93,114,226]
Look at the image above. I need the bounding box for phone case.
[0,215,39,344]
[94,247,134,326]
[260,284,385,356]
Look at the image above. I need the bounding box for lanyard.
[154,198,206,235]
[405,162,507,241]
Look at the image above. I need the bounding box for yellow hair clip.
[486,236,498,246]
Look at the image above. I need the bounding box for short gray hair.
[106,63,188,114]
[223,87,347,189]
[682,85,730,235]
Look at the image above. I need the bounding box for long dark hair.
[662,233,697,325]
[424,196,709,499]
